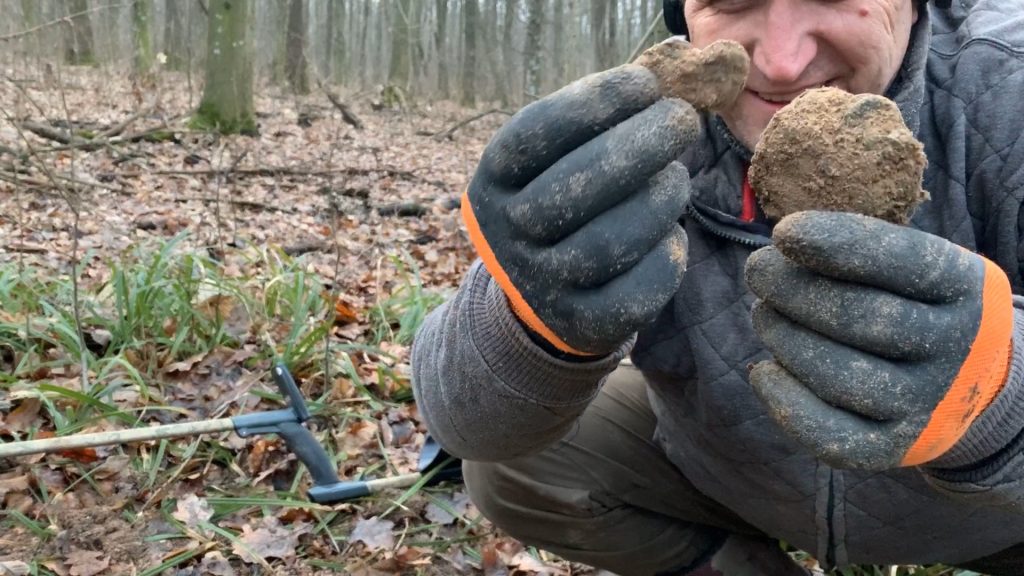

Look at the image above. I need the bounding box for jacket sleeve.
[410,260,632,462]
[923,299,1024,508]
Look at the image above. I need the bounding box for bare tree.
[63,0,96,65]
[195,0,256,134]
[524,0,543,97]
[287,0,311,93]
[132,0,154,77]
[462,0,479,106]
[162,0,187,70]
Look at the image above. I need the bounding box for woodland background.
[0,1,975,575]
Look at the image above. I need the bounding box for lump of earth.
[634,38,749,112]
[749,87,928,224]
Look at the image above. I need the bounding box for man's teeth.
[758,82,832,103]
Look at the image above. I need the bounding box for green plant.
[369,253,446,346]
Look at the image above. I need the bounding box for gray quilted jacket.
[412,0,1024,567]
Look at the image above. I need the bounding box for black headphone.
[662,0,952,37]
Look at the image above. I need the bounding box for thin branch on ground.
[419,108,513,141]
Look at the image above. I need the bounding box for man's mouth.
[752,80,838,105]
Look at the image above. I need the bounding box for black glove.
[745,212,1014,471]
[462,65,700,356]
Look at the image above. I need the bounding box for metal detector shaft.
[0,418,236,458]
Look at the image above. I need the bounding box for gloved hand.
[745,211,1014,470]
[462,65,700,356]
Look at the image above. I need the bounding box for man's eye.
[699,0,761,13]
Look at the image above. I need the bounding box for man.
[411,0,1024,574]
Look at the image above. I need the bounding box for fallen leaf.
[90,455,131,480]
[0,473,30,498]
[198,551,235,576]
[424,490,473,525]
[172,493,214,530]
[0,561,30,576]
[65,549,109,576]
[349,516,394,552]
[163,352,207,374]
[334,296,360,324]
[232,517,309,563]
[2,398,41,434]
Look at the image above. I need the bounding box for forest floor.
[0,66,972,576]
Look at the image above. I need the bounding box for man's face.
[684,0,918,150]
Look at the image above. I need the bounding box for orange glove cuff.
[902,257,1014,466]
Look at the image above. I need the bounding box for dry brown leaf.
[2,398,41,434]
[0,473,30,498]
[163,352,207,374]
[424,490,473,525]
[198,551,235,576]
[65,549,110,576]
[90,456,131,480]
[232,517,309,563]
[171,493,214,530]
[349,516,395,552]
[0,561,30,576]
[333,296,360,324]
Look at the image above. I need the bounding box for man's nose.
[751,3,818,85]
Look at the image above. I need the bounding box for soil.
[749,87,928,224]
[0,501,151,572]
[634,39,750,112]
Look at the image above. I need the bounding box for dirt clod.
[634,38,750,111]
[749,87,928,224]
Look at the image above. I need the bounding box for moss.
[189,102,258,136]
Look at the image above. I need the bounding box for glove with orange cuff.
[461,65,700,357]
[745,211,1016,471]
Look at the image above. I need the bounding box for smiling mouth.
[753,81,838,104]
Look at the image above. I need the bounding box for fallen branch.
[322,87,365,130]
[174,196,297,214]
[424,108,513,141]
[0,170,130,195]
[17,120,85,146]
[108,165,420,180]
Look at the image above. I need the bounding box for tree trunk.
[552,0,564,87]
[608,0,617,65]
[388,0,413,90]
[434,0,449,98]
[195,0,256,134]
[501,0,518,92]
[590,0,609,70]
[462,0,479,106]
[132,0,154,77]
[63,0,96,65]
[325,0,335,79]
[523,0,543,98]
[163,0,187,70]
[286,0,310,94]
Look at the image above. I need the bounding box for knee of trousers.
[463,458,611,546]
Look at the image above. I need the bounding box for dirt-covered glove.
[461,65,700,356]
[745,211,1014,471]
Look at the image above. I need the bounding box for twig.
[0,170,130,195]
[426,108,513,141]
[17,120,85,145]
[107,165,422,179]
[321,83,365,130]
[98,108,149,139]
[627,9,667,64]
[173,196,297,214]
[0,2,133,42]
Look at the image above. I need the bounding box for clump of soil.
[749,87,928,224]
[634,38,750,112]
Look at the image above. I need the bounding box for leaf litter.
[0,66,595,574]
